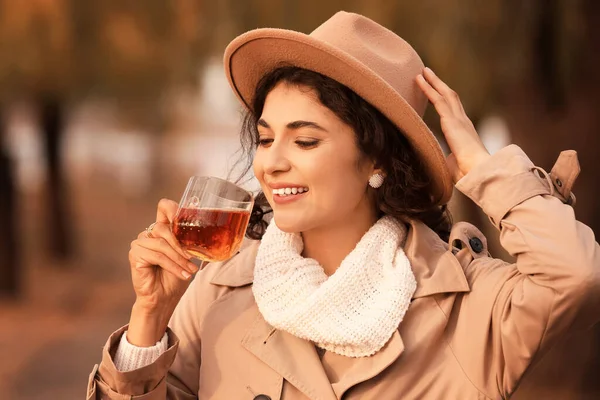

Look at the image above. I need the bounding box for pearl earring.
[368,173,384,189]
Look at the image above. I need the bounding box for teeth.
[272,187,309,196]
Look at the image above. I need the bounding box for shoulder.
[408,218,511,298]
[447,221,516,290]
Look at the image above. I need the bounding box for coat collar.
[210,218,471,298]
[404,219,471,298]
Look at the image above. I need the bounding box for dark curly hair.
[234,66,452,242]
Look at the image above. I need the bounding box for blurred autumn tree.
[0,0,212,295]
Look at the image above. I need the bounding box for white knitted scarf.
[252,216,416,358]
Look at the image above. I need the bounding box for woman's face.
[253,82,377,233]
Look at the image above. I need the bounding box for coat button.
[469,237,484,254]
[253,396,271,400]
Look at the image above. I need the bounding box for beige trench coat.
[87,145,600,399]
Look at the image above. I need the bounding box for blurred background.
[0,1,599,398]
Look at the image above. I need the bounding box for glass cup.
[171,176,254,264]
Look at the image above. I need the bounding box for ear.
[368,157,382,174]
[371,167,385,178]
[362,156,384,178]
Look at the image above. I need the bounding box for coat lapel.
[329,330,405,398]
[241,312,338,400]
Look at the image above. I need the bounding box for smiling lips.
[272,187,309,196]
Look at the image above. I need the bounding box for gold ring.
[145,222,157,238]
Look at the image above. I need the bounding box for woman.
[87,11,600,400]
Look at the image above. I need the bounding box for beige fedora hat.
[223,11,453,205]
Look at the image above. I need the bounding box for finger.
[157,198,179,224]
[131,245,193,280]
[422,68,464,115]
[137,236,198,274]
[150,222,192,261]
[416,74,453,117]
[136,236,198,275]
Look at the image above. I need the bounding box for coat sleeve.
[450,145,600,398]
[86,263,232,399]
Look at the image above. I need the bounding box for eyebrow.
[257,119,328,132]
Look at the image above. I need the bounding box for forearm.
[456,144,600,328]
[456,144,599,287]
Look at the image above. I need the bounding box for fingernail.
[183,250,193,260]
[188,262,199,273]
[425,67,434,74]
[181,270,191,279]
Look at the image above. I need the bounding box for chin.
[272,215,305,234]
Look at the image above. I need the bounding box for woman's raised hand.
[416,67,490,183]
[127,198,199,346]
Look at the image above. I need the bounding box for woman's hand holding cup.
[127,198,199,346]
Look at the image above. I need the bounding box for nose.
[262,141,291,175]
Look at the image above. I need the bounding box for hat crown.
[310,12,428,116]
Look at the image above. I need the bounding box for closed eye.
[257,138,273,147]
[296,140,319,149]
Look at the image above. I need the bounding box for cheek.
[252,153,263,182]
[332,174,365,203]
[252,152,274,206]
[315,157,367,205]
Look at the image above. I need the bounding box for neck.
[301,207,378,276]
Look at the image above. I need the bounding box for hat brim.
[224,28,453,205]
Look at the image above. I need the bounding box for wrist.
[127,302,174,347]
[463,153,491,177]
